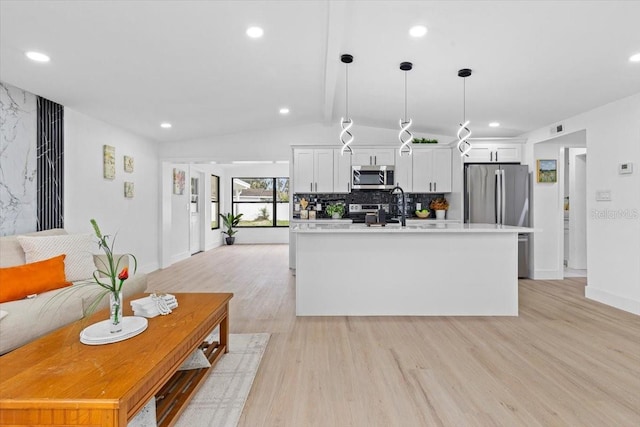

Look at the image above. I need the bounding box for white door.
[189,175,202,255]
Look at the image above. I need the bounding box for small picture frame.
[103,145,116,180]
[124,155,134,173]
[124,182,134,198]
[537,159,557,183]
[173,168,185,195]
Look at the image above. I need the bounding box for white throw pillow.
[0,310,8,321]
[178,349,211,371]
[17,234,96,282]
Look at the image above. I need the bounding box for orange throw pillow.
[0,255,72,303]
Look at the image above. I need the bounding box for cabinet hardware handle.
[434,182,437,192]
[348,182,350,192]
[374,156,377,165]
[310,182,312,192]
[315,182,317,192]
[429,182,432,192]
[496,151,499,162]
[490,152,493,162]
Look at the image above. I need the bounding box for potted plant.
[429,197,449,219]
[219,212,243,245]
[325,203,345,219]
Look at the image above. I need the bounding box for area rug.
[174,333,270,427]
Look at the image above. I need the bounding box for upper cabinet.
[333,149,352,193]
[352,148,395,166]
[463,143,522,163]
[412,148,452,193]
[293,148,334,193]
[394,151,413,191]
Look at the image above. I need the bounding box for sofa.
[0,229,148,355]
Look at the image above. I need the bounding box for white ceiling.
[1,1,639,143]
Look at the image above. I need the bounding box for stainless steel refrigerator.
[464,164,530,277]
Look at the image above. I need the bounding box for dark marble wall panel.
[37,97,64,231]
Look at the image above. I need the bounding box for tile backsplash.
[293,191,447,219]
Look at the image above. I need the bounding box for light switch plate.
[596,190,612,201]
[619,163,633,174]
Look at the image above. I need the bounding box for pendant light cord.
[345,64,349,119]
[404,71,408,122]
[463,78,466,122]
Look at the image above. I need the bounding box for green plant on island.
[325,203,345,218]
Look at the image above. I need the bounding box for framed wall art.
[173,168,185,195]
[536,159,557,183]
[124,182,134,198]
[103,145,116,179]
[124,155,134,173]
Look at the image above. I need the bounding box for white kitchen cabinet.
[412,148,452,193]
[394,150,413,191]
[463,143,522,163]
[293,148,334,193]
[352,148,395,166]
[334,149,352,193]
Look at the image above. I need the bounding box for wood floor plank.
[147,244,640,427]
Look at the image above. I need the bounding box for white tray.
[80,316,148,345]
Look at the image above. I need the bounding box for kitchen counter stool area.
[293,223,533,316]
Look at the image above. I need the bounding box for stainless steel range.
[348,204,393,223]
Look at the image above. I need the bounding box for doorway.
[190,173,204,255]
[564,149,587,277]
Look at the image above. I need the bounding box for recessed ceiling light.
[25,51,50,62]
[629,53,640,63]
[279,107,290,115]
[489,122,500,127]
[246,26,264,38]
[160,122,172,129]
[409,25,428,38]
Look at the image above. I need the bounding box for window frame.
[211,174,220,230]
[231,177,289,228]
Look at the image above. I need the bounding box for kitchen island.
[292,223,533,316]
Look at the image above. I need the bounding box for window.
[211,174,220,229]
[232,178,289,227]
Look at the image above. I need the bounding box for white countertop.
[292,222,534,234]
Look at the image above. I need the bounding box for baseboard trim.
[532,269,563,280]
[586,286,640,315]
[169,251,190,266]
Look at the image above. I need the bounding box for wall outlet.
[416,203,422,210]
[595,190,611,201]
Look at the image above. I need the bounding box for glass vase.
[109,291,124,333]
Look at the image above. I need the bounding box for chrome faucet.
[390,184,406,227]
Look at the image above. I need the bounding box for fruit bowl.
[415,210,430,218]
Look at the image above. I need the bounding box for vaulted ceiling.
[1,1,639,143]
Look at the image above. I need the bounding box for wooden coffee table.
[0,292,233,427]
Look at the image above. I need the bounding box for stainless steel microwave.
[352,165,395,190]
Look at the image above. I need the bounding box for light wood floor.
[147,245,640,427]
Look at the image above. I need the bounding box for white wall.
[159,122,454,162]
[521,93,640,314]
[64,108,160,273]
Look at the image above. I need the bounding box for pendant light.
[456,68,473,157]
[339,54,354,155]
[398,61,413,156]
